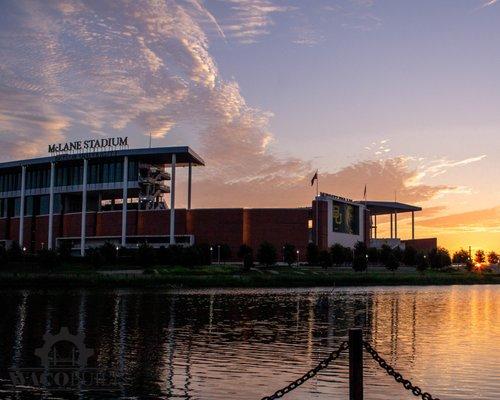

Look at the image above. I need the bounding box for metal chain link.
[261,341,349,400]
[363,341,440,400]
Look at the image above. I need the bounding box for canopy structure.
[361,201,422,240]
[0,146,205,170]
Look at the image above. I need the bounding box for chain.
[363,341,440,400]
[261,341,348,400]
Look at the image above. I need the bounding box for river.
[0,285,498,399]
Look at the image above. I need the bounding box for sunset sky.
[0,0,499,252]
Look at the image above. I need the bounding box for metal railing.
[262,328,440,400]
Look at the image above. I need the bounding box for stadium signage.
[48,137,128,154]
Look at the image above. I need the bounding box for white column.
[18,165,26,247]
[169,154,176,245]
[187,162,192,210]
[48,162,55,250]
[80,159,88,257]
[121,156,128,247]
[411,211,415,240]
[390,213,393,239]
[394,211,398,239]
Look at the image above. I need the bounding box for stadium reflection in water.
[1,286,498,399]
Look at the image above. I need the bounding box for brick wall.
[187,209,244,256]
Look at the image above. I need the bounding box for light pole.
[282,246,285,264]
[217,245,221,265]
[210,246,213,264]
[297,249,300,266]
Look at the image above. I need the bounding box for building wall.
[402,238,437,253]
[187,209,244,256]
[243,208,310,258]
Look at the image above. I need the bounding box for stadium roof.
[361,201,422,215]
[0,146,205,170]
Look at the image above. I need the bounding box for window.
[39,195,50,215]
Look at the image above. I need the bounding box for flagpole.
[316,171,319,247]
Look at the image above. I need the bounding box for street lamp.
[296,249,300,266]
[217,245,221,265]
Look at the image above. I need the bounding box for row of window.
[0,161,139,192]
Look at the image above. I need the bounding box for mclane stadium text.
[48,137,128,154]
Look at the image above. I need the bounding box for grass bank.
[0,265,498,288]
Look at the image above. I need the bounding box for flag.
[310,170,318,186]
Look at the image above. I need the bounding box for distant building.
[0,141,436,258]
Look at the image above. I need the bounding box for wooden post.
[349,328,363,400]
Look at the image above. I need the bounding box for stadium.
[0,138,436,259]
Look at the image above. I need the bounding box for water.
[0,286,498,399]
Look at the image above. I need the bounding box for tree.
[257,241,277,267]
[379,245,392,265]
[237,244,253,260]
[99,241,118,265]
[214,243,231,263]
[0,245,7,268]
[428,247,452,269]
[180,246,202,268]
[37,249,60,271]
[7,241,23,262]
[416,253,429,273]
[353,241,367,258]
[283,243,297,266]
[474,249,485,264]
[352,255,367,272]
[385,252,400,272]
[452,249,470,264]
[367,247,379,264]
[306,243,319,265]
[403,246,417,266]
[318,250,332,269]
[330,243,346,266]
[487,251,499,265]
[243,252,254,271]
[135,242,156,268]
[392,246,403,262]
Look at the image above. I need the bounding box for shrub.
[318,250,332,269]
[257,241,277,267]
[99,242,118,265]
[306,243,319,265]
[352,255,367,272]
[243,252,254,272]
[283,243,297,266]
[212,243,231,263]
[416,253,429,273]
[57,241,73,261]
[196,243,212,265]
[238,244,253,260]
[87,248,105,268]
[385,252,400,272]
[428,247,452,269]
[136,242,156,268]
[392,246,403,262]
[403,246,417,266]
[353,241,367,258]
[180,246,202,268]
[367,247,379,263]
[37,249,60,270]
[7,241,23,262]
[330,243,346,266]
[0,245,7,268]
[379,245,392,265]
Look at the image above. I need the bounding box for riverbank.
[0,265,498,288]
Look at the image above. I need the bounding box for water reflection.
[0,286,498,399]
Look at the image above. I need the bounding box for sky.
[0,0,499,252]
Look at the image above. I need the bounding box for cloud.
[419,206,500,231]
[212,0,293,44]
[0,0,469,211]
[481,0,498,8]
